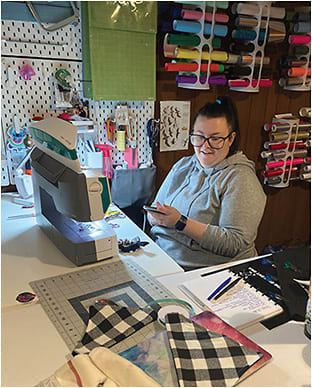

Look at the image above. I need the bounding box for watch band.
[175,214,188,231]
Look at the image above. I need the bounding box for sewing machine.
[29,117,118,266]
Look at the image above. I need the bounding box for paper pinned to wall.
[160,101,191,152]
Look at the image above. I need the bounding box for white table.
[158,265,311,387]
[1,193,183,386]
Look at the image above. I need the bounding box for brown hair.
[193,96,240,157]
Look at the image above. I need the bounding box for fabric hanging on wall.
[82,2,157,101]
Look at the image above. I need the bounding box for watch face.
[175,215,187,231]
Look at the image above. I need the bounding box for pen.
[213,277,242,301]
[207,277,232,301]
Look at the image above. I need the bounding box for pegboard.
[1,9,155,185]
[1,19,82,60]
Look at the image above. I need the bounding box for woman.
[147,96,266,270]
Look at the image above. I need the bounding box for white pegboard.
[1,159,10,186]
[1,12,155,185]
[1,20,82,60]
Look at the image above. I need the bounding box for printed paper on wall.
[160,101,191,152]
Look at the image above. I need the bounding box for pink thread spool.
[288,35,311,44]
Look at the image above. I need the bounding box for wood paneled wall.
[154,2,311,253]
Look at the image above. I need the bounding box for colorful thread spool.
[288,35,311,44]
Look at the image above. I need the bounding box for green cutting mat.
[82,1,157,101]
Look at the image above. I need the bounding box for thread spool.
[294,12,311,22]
[228,79,272,88]
[167,33,200,47]
[240,56,270,65]
[165,62,223,72]
[264,123,279,131]
[292,149,308,158]
[299,107,311,118]
[288,67,311,77]
[288,59,308,67]
[175,48,228,62]
[294,22,311,33]
[262,166,297,177]
[264,141,307,150]
[304,165,311,173]
[271,123,311,132]
[180,9,229,23]
[261,149,308,159]
[291,45,309,55]
[279,78,311,87]
[288,35,311,44]
[167,33,221,49]
[266,158,304,169]
[173,20,228,37]
[176,75,227,85]
[270,132,310,142]
[233,3,285,20]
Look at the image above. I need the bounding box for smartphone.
[143,205,165,214]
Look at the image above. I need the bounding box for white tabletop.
[1,193,183,309]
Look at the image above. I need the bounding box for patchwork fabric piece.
[73,303,157,355]
[165,313,262,387]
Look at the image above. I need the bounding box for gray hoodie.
[150,152,266,268]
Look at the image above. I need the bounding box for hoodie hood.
[192,151,256,175]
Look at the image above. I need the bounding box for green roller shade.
[82,1,157,101]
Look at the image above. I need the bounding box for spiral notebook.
[180,268,283,330]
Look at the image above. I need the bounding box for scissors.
[147,119,163,162]
[105,118,116,143]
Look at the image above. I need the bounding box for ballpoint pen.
[207,277,232,301]
[213,278,242,301]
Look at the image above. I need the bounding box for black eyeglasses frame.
[189,131,234,150]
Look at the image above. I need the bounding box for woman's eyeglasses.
[189,132,233,149]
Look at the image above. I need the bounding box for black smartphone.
[143,205,165,214]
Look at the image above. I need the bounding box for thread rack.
[164,1,229,90]
[262,115,311,187]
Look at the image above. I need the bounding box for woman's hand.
[148,202,181,228]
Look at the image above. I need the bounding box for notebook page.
[180,269,283,330]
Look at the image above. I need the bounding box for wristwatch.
[175,214,188,231]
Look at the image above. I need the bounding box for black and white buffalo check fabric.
[73,303,157,355]
[165,313,262,387]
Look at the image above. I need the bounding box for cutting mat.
[30,259,174,352]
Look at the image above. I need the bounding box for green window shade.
[82,2,157,101]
